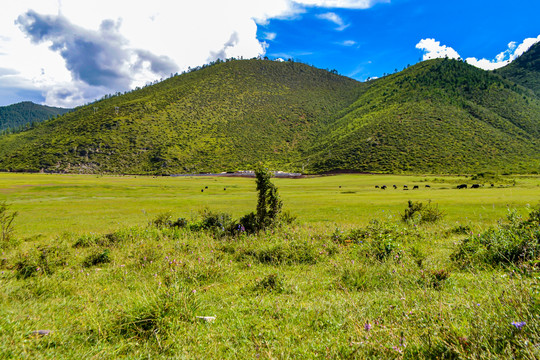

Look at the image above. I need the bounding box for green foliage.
[14,244,68,279]
[452,207,540,268]
[0,54,538,175]
[254,165,282,231]
[0,101,70,134]
[82,249,111,267]
[253,273,286,293]
[114,284,200,339]
[402,200,444,224]
[0,201,17,248]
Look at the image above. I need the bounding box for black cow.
[471,184,480,189]
[457,184,467,189]
[413,185,419,189]
[403,185,408,189]
[375,185,379,188]
[381,185,387,190]
[393,185,397,189]
[425,185,431,188]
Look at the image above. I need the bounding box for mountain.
[0,50,538,175]
[0,101,71,133]
[497,42,540,97]
[306,58,540,174]
[0,60,363,173]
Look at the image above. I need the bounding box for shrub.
[115,285,199,339]
[255,165,282,230]
[83,249,111,267]
[15,245,68,279]
[451,207,540,268]
[152,212,173,228]
[253,273,286,293]
[420,269,451,289]
[0,201,17,248]
[402,200,444,224]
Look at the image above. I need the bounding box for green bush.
[402,200,444,224]
[83,249,111,267]
[451,207,540,268]
[115,285,200,339]
[253,273,286,293]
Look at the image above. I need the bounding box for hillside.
[0,60,363,174]
[0,53,538,175]
[305,58,540,174]
[0,101,71,133]
[497,42,540,97]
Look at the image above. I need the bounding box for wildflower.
[364,322,372,331]
[192,289,197,294]
[36,267,40,271]
[511,321,526,330]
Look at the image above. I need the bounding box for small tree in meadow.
[240,165,283,233]
[0,201,17,247]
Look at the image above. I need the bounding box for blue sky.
[0,0,538,107]
[260,0,540,80]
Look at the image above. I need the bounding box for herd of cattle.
[374,183,494,190]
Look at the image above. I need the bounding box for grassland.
[0,173,539,358]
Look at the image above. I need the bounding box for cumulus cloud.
[415,38,460,60]
[296,0,388,9]
[466,35,540,70]
[317,12,349,31]
[416,35,540,71]
[0,0,387,107]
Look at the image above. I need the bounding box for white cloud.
[295,0,388,9]
[415,38,460,60]
[317,12,349,31]
[341,40,357,46]
[264,32,277,41]
[0,0,385,107]
[416,36,540,71]
[466,35,540,70]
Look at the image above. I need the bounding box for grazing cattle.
[205,186,208,189]
[471,184,480,189]
[381,185,387,190]
[224,188,227,191]
[393,185,397,189]
[425,185,431,188]
[339,186,341,188]
[375,185,379,188]
[403,185,408,189]
[413,185,419,189]
[457,184,467,189]
[201,189,204,192]
[490,184,494,187]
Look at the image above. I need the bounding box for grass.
[0,173,539,358]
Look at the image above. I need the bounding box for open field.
[1,173,539,239]
[0,173,539,358]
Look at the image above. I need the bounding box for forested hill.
[0,60,363,174]
[0,49,538,175]
[0,101,71,133]
[305,57,540,174]
[497,42,540,97]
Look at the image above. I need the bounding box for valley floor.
[0,173,539,358]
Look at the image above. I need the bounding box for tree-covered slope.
[497,42,540,97]
[0,101,71,133]
[0,54,538,175]
[305,58,540,174]
[0,60,363,174]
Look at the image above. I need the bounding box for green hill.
[497,42,540,97]
[306,58,540,174]
[0,101,71,133]
[0,51,538,175]
[0,60,363,174]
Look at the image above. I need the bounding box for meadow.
[0,172,539,359]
